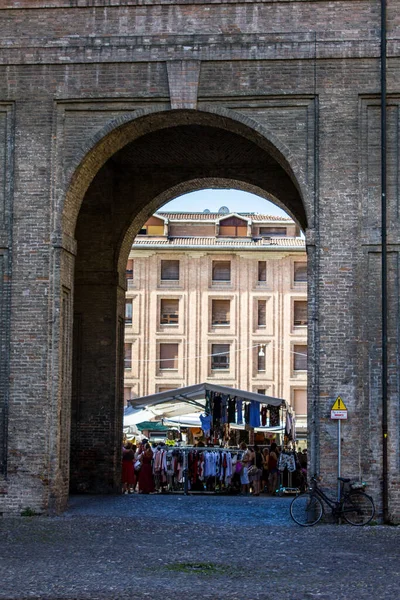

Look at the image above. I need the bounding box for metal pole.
[381,0,389,524]
[337,419,341,502]
[183,450,188,495]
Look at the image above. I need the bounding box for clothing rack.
[276,448,300,495]
[181,446,243,495]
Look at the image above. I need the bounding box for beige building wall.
[124,215,307,435]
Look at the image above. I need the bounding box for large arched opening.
[58,108,312,500]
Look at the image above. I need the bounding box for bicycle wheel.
[342,491,375,526]
[290,492,324,526]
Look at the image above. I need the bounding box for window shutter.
[212,261,231,281]
[293,389,307,415]
[160,299,179,324]
[219,226,236,237]
[294,262,307,282]
[294,301,307,326]
[159,343,179,369]
[126,259,133,280]
[259,227,286,237]
[161,260,180,281]
[124,343,132,369]
[211,344,230,369]
[257,352,266,371]
[125,301,132,324]
[294,345,307,370]
[212,300,230,324]
[258,300,266,326]
[258,261,266,282]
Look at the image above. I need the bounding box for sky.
[160,189,289,217]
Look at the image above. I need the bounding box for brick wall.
[0,0,398,520]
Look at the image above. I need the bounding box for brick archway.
[63,109,313,499]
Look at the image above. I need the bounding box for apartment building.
[124,209,307,436]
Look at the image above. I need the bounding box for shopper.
[138,443,155,494]
[239,442,250,495]
[261,447,270,493]
[121,443,136,494]
[268,450,278,495]
[251,445,263,496]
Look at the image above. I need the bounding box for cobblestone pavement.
[1,493,399,600]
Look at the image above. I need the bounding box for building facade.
[124,211,307,437]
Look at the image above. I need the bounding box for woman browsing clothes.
[121,443,136,494]
[137,443,155,494]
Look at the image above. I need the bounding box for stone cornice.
[0,36,394,65]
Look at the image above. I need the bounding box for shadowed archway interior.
[70,120,306,493]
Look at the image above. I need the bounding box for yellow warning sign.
[331,396,348,411]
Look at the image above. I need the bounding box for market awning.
[136,421,169,432]
[129,382,286,414]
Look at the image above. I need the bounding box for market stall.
[125,383,299,495]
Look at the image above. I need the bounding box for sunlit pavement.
[1,494,399,600]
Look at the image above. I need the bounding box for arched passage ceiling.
[74,123,306,275]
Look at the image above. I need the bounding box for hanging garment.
[236,400,243,424]
[220,394,228,424]
[244,402,251,425]
[261,405,268,427]
[269,405,280,427]
[213,395,222,426]
[249,401,261,428]
[228,397,236,423]
[278,452,297,473]
[285,412,294,441]
[200,414,212,437]
[205,390,211,415]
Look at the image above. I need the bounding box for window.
[293,389,307,415]
[126,259,134,288]
[211,344,230,370]
[125,300,132,325]
[258,261,266,282]
[124,343,132,370]
[160,299,179,324]
[294,345,307,371]
[158,386,178,393]
[159,343,179,370]
[219,217,248,237]
[124,388,132,405]
[212,299,230,325]
[259,227,287,237]
[212,261,231,282]
[257,389,266,395]
[293,301,307,327]
[257,300,266,327]
[257,351,266,372]
[294,262,307,283]
[161,260,180,281]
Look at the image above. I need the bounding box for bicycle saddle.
[337,477,351,483]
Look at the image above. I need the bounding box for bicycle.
[290,476,375,526]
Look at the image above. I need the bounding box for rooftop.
[132,236,305,250]
[156,211,293,222]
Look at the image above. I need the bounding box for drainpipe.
[381,0,389,524]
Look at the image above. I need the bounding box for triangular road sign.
[331,396,347,411]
